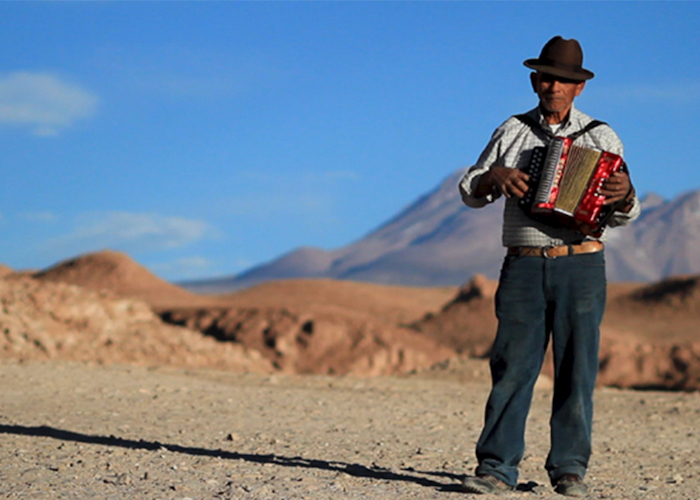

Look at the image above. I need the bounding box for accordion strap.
[513,113,607,143]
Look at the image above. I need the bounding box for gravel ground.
[0,360,698,499]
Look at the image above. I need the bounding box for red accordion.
[519,137,626,236]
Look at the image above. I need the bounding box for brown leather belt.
[507,240,604,259]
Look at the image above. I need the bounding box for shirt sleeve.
[608,195,641,227]
[458,125,507,208]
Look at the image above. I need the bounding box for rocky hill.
[0,270,269,372]
[21,252,456,377]
[34,250,215,309]
[5,249,700,390]
[410,274,700,391]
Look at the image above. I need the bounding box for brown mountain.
[0,268,270,372]
[29,251,456,377]
[411,274,700,391]
[33,250,216,310]
[15,247,700,389]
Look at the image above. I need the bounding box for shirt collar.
[535,102,579,132]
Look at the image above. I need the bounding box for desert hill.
[160,278,457,376]
[0,264,14,278]
[0,271,269,372]
[594,275,700,391]
[410,274,700,391]
[410,275,498,358]
[24,251,456,377]
[622,274,700,311]
[33,250,222,309]
[218,278,457,325]
[600,275,700,344]
[5,249,700,389]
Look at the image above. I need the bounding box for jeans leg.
[475,256,549,487]
[545,252,606,482]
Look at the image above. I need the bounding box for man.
[458,36,640,497]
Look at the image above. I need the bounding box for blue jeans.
[474,251,606,487]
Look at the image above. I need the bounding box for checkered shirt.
[459,105,641,247]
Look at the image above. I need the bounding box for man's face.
[530,72,586,118]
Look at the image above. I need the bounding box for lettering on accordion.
[518,137,625,235]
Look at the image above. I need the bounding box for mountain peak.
[182,172,700,292]
[639,192,665,210]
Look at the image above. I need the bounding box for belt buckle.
[542,245,556,259]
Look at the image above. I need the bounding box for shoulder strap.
[513,113,550,138]
[513,113,607,143]
[566,119,607,142]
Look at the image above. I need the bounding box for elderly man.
[458,36,640,497]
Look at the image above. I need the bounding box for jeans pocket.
[574,251,606,269]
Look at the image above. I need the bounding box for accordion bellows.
[519,137,625,235]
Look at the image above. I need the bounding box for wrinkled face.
[530,72,586,120]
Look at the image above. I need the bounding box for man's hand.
[476,166,530,199]
[600,171,631,205]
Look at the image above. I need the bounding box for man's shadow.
[0,424,470,493]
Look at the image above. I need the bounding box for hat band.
[537,57,585,73]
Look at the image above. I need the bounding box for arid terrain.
[2,250,700,498]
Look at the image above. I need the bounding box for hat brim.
[524,58,594,81]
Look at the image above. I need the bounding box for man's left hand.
[600,171,631,205]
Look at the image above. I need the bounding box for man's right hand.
[477,166,530,199]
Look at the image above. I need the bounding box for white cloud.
[0,71,98,136]
[21,211,59,223]
[50,211,218,254]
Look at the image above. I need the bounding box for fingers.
[601,171,631,205]
[503,176,530,199]
[490,167,530,199]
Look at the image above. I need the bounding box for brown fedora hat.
[524,36,594,81]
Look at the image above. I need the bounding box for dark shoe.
[461,474,514,494]
[553,474,589,497]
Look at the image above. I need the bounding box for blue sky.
[0,2,698,281]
